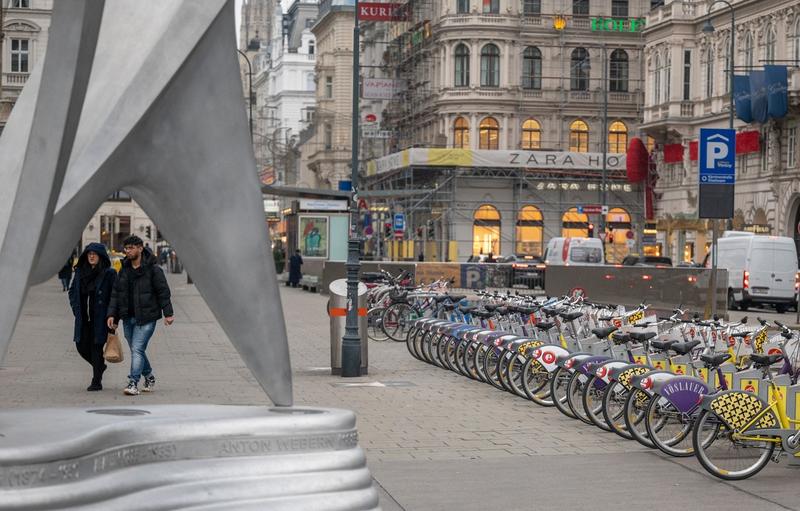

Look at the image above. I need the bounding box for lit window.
[569,119,589,153]
[521,119,541,149]
[453,116,470,148]
[473,205,501,256]
[479,117,499,150]
[516,206,543,256]
[608,121,628,154]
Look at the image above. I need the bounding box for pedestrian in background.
[107,235,174,396]
[58,255,74,291]
[288,249,303,287]
[68,243,116,391]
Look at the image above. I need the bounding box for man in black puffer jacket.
[107,235,175,396]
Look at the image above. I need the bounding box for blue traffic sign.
[699,128,736,185]
[393,213,405,232]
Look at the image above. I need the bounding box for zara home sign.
[591,17,645,32]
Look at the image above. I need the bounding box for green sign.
[591,17,645,32]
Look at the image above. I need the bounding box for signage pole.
[341,0,362,377]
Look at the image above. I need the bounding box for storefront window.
[516,205,543,256]
[473,204,501,255]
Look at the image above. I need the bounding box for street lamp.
[701,1,735,318]
[341,0,363,377]
[237,37,260,141]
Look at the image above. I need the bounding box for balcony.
[645,1,697,29]
[3,73,29,88]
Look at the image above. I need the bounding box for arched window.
[571,48,590,91]
[521,118,541,149]
[522,46,542,90]
[793,18,800,64]
[569,119,589,153]
[743,31,754,69]
[516,206,543,256]
[480,44,500,87]
[453,116,470,148]
[653,53,661,104]
[608,121,627,154]
[562,208,588,238]
[606,207,631,244]
[479,117,500,149]
[456,0,469,13]
[664,50,672,100]
[705,46,714,98]
[609,49,628,92]
[454,43,470,87]
[765,25,776,64]
[473,205,501,256]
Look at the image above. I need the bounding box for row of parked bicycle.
[405,294,800,480]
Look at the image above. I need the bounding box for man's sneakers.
[142,375,156,393]
[123,380,139,396]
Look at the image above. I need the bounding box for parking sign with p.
[698,128,735,219]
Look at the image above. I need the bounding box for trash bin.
[328,278,368,375]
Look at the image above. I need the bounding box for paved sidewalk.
[1,276,799,510]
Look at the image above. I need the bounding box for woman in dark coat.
[58,256,73,291]
[288,249,303,287]
[68,243,117,391]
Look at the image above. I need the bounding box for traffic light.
[587,223,594,238]
[384,223,392,238]
[145,226,152,239]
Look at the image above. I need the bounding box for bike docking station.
[0,1,378,509]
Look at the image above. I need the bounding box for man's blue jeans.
[122,319,156,384]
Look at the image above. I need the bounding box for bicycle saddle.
[598,316,615,322]
[472,310,494,319]
[750,353,783,367]
[390,290,408,302]
[782,330,794,340]
[650,339,678,351]
[629,331,657,342]
[516,306,536,315]
[669,340,701,356]
[484,304,498,312]
[535,321,555,331]
[542,307,559,317]
[559,311,583,322]
[700,353,731,367]
[611,332,630,345]
[449,295,466,302]
[494,307,509,315]
[433,295,450,303]
[592,326,618,340]
[730,331,751,338]
[458,305,477,314]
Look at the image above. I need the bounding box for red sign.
[357,2,410,21]
[581,205,603,214]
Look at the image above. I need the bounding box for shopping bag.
[104,330,124,363]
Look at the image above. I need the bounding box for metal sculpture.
[0,0,292,406]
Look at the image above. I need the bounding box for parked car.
[621,255,673,267]
[543,237,604,266]
[507,255,546,289]
[705,232,799,313]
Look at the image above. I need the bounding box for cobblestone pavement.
[2,276,799,510]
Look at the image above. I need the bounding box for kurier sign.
[357,2,411,21]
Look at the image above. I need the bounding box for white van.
[710,232,798,312]
[543,237,605,266]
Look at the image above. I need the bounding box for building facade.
[360,0,654,261]
[642,0,800,264]
[0,0,52,131]
[297,0,355,190]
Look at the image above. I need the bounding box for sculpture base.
[0,405,379,510]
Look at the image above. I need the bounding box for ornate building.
[641,0,800,263]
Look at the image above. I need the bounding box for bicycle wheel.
[382,303,416,342]
[624,389,655,448]
[440,336,457,372]
[429,333,447,368]
[522,358,553,406]
[602,382,633,439]
[368,307,390,342]
[692,409,777,481]
[582,376,611,431]
[645,396,696,457]
[404,319,420,358]
[567,371,593,425]
[505,353,529,399]
[482,347,503,389]
[551,367,576,419]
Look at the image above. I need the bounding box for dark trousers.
[77,322,106,384]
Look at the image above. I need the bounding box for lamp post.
[701,1,735,318]
[237,37,260,141]
[341,0,362,377]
